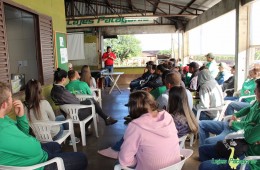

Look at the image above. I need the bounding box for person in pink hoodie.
[118,91,181,170]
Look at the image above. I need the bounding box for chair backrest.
[160,149,193,170]
[0,157,65,170]
[30,122,53,142]
[75,94,93,101]
[60,104,92,122]
[114,149,193,170]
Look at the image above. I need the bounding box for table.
[101,72,124,94]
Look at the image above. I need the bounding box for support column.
[183,31,189,64]
[235,1,249,91]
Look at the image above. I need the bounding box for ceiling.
[65,0,221,30]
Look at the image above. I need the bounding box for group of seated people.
[1,54,260,170]
[0,65,118,170]
[101,54,259,169]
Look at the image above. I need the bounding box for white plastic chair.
[0,157,65,170]
[238,95,256,102]
[223,130,260,170]
[114,149,193,170]
[179,134,188,149]
[30,119,77,152]
[60,104,99,146]
[76,94,100,121]
[240,156,260,170]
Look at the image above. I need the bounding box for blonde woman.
[80,65,96,88]
[168,86,198,137]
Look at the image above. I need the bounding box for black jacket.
[51,84,80,105]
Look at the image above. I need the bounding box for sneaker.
[124,115,132,121]
[105,117,118,126]
[69,137,80,145]
[97,147,118,159]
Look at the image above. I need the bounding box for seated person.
[24,79,80,143]
[157,71,193,110]
[199,78,260,146]
[150,69,169,100]
[225,64,260,102]
[193,69,224,120]
[0,82,87,170]
[51,68,117,126]
[168,86,198,138]
[182,65,192,87]
[187,62,200,91]
[215,62,228,85]
[222,65,235,97]
[80,65,97,89]
[119,91,181,170]
[142,64,164,92]
[96,72,193,159]
[129,61,154,91]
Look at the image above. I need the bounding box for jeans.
[105,65,113,87]
[192,108,212,120]
[199,121,234,146]
[224,96,239,101]
[80,98,108,121]
[111,137,124,152]
[225,101,250,116]
[199,144,249,170]
[42,142,87,170]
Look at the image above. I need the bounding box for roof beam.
[179,0,196,14]
[153,0,160,14]
[127,0,133,11]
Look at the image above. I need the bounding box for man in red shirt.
[102,46,116,87]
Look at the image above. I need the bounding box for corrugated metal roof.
[65,0,221,30]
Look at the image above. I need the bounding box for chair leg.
[70,133,77,152]
[93,115,99,138]
[189,133,194,147]
[79,122,86,146]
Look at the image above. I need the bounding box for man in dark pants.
[102,46,117,87]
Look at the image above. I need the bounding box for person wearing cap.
[102,46,116,87]
[183,66,191,87]
[222,65,235,97]
[205,53,218,78]
[215,62,228,85]
[187,62,200,91]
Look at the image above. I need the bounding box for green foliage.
[159,49,171,55]
[104,35,142,62]
[255,48,260,60]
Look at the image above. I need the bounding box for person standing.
[102,46,116,87]
[205,53,218,78]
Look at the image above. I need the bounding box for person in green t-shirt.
[66,70,92,95]
[0,82,87,169]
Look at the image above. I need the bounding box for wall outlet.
[17,61,23,67]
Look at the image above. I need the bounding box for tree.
[159,49,171,55]
[104,35,142,62]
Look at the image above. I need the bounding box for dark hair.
[151,64,157,70]
[0,82,10,106]
[68,70,76,80]
[162,70,171,84]
[24,79,43,121]
[157,64,167,73]
[107,46,111,50]
[256,79,260,92]
[168,86,198,133]
[54,68,67,83]
[128,90,158,119]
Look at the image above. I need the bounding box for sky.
[134,33,175,51]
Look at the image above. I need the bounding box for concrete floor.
[63,86,200,170]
